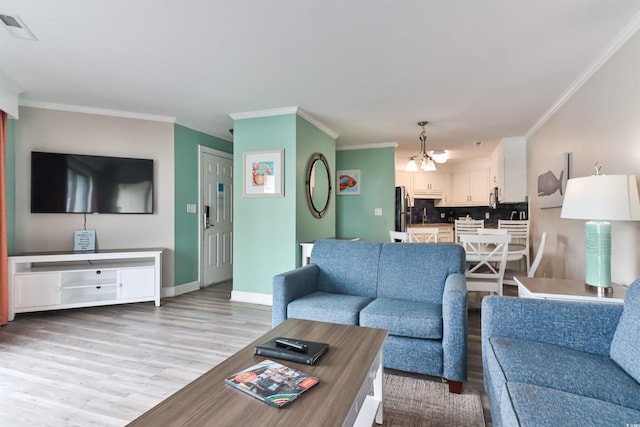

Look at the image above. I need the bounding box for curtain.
[0,110,8,325]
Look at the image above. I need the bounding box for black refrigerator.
[395,186,410,232]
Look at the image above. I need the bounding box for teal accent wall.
[295,116,336,265]
[336,147,395,242]
[174,124,233,286]
[233,115,297,296]
[6,118,15,255]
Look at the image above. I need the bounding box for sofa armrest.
[442,272,468,382]
[272,264,320,327]
[482,296,624,356]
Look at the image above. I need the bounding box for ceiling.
[2,1,640,163]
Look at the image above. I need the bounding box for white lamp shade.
[431,150,448,163]
[421,157,437,171]
[406,158,418,172]
[560,174,640,221]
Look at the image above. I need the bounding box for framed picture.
[337,169,361,195]
[537,152,570,208]
[243,149,284,197]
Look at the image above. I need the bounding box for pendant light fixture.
[406,121,439,171]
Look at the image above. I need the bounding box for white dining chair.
[498,220,531,273]
[477,228,508,235]
[503,232,547,286]
[460,233,511,296]
[454,219,484,243]
[406,227,439,243]
[389,230,409,243]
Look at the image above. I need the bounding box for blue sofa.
[272,239,468,392]
[482,279,640,426]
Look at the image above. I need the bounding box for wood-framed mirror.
[305,153,332,219]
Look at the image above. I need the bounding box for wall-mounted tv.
[31,151,154,214]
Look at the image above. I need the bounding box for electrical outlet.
[485,212,490,219]
[186,204,197,213]
[374,208,382,216]
[440,213,446,219]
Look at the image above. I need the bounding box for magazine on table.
[225,359,319,408]
[254,337,329,365]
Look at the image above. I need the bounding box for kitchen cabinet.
[396,170,413,196]
[450,167,490,206]
[491,137,527,203]
[413,171,446,196]
[395,170,449,205]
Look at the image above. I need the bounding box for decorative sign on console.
[73,229,96,251]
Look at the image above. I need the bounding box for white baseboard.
[230,291,273,306]
[162,281,200,298]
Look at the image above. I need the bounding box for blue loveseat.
[272,239,468,392]
[482,279,640,426]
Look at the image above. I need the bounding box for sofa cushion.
[287,291,374,325]
[311,240,381,298]
[359,297,442,339]
[501,382,640,427]
[376,243,465,304]
[611,279,640,383]
[488,336,640,411]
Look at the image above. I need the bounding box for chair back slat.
[407,227,439,243]
[460,233,511,296]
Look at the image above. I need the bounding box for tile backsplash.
[409,199,529,225]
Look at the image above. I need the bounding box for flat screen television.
[31,151,154,214]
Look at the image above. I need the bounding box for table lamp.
[560,167,640,288]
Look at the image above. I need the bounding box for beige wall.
[528,30,640,284]
[14,107,176,287]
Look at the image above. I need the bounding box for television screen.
[31,151,154,214]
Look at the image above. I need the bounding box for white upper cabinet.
[447,157,491,206]
[451,168,490,206]
[491,137,527,203]
[413,171,447,196]
[396,170,413,196]
[396,169,450,203]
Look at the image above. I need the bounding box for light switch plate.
[186,204,197,213]
[374,208,382,216]
[440,213,445,219]
[485,212,490,219]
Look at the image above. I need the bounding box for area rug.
[382,374,485,426]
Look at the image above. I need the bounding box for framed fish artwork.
[337,169,361,195]
[243,149,284,197]
[537,152,570,208]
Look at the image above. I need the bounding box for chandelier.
[406,121,447,171]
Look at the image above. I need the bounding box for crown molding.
[229,106,339,140]
[526,11,640,138]
[295,108,339,140]
[19,100,176,123]
[337,142,398,151]
[176,120,233,142]
[229,106,298,120]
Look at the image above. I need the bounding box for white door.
[201,149,233,286]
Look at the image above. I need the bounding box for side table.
[514,276,626,304]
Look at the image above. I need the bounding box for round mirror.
[306,153,332,218]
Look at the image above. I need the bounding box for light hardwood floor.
[0,281,510,426]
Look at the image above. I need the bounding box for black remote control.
[275,338,309,353]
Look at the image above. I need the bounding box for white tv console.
[8,248,163,321]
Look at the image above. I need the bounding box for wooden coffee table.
[127,319,388,427]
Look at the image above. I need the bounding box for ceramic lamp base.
[584,220,612,288]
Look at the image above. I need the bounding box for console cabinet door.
[118,268,155,299]
[14,273,62,308]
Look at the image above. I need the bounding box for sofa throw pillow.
[610,279,640,383]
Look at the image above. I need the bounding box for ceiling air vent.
[0,14,37,40]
